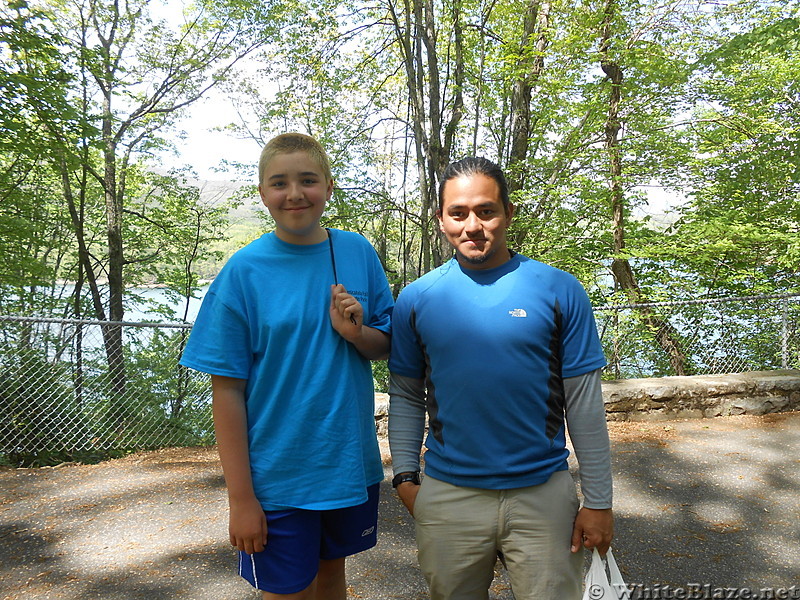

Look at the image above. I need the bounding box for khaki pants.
[413,470,583,600]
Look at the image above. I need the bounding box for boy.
[180,133,393,600]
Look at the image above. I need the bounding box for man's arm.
[388,373,427,514]
[564,369,614,554]
[330,284,391,360]
[211,375,268,555]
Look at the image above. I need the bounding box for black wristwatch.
[392,471,421,488]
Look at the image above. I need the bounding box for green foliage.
[212,0,798,326]
[372,359,390,394]
[699,17,800,67]
[658,1,800,297]
[0,0,262,322]
[0,2,81,289]
[0,317,216,467]
[119,168,240,319]
[1,0,799,468]
[120,329,214,446]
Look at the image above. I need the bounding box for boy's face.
[259,151,333,245]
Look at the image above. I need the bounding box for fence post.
[782,296,788,370]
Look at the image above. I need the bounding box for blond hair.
[258,133,333,186]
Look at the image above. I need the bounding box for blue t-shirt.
[180,229,393,510]
[389,254,606,489]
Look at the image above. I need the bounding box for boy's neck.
[274,224,328,245]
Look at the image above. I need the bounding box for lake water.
[126,285,210,324]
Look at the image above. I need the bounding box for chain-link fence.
[0,316,211,465]
[1,293,798,464]
[595,293,800,379]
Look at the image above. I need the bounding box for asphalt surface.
[1,412,798,600]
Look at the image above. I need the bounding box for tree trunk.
[73,261,85,411]
[388,0,464,272]
[508,0,550,195]
[96,4,128,419]
[600,0,689,376]
[60,157,106,322]
[102,109,127,404]
[507,0,551,250]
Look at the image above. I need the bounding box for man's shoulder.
[515,254,581,285]
[515,253,564,274]
[398,260,457,299]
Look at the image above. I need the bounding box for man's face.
[437,173,515,270]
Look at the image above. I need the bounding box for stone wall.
[374,370,800,428]
[602,369,800,421]
[375,394,390,437]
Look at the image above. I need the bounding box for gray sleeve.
[564,369,613,509]
[388,372,427,477]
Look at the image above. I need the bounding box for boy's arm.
[330,284,391,360]
[211,375,267,555]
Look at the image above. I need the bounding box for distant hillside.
[193,179,268,279]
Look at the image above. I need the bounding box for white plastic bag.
[582,548,628,600]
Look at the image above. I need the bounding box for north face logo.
[508,309,527,317]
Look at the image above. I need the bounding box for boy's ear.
[258,184,268,206]
[326,178,334,199]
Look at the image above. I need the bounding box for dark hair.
[438,157,510,212]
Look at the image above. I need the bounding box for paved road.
[1,412,798,599]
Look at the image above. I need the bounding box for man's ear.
[506,202,516,223]
[436,209,445,232]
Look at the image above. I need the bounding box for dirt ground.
[1,413,798,599]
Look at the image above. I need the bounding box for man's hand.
[228,494,268,555]
[396,482,421,516]
[571,507,613,555]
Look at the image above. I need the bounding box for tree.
[665,7,800,296]
[0,1,77,293]
[36,0,263,403]
[507,0,552,194]
[224,0,475,279]
[595,0,691,374]
[1,0,264,444]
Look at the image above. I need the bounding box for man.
[388,157,613,600]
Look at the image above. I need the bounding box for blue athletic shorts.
[238,483,380,594]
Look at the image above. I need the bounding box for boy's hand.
[330,284,363,340]
[228,495,268,555]
[329,284,390,359]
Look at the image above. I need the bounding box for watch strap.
[392,471,421,488]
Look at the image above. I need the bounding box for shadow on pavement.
[0,413,797,599]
